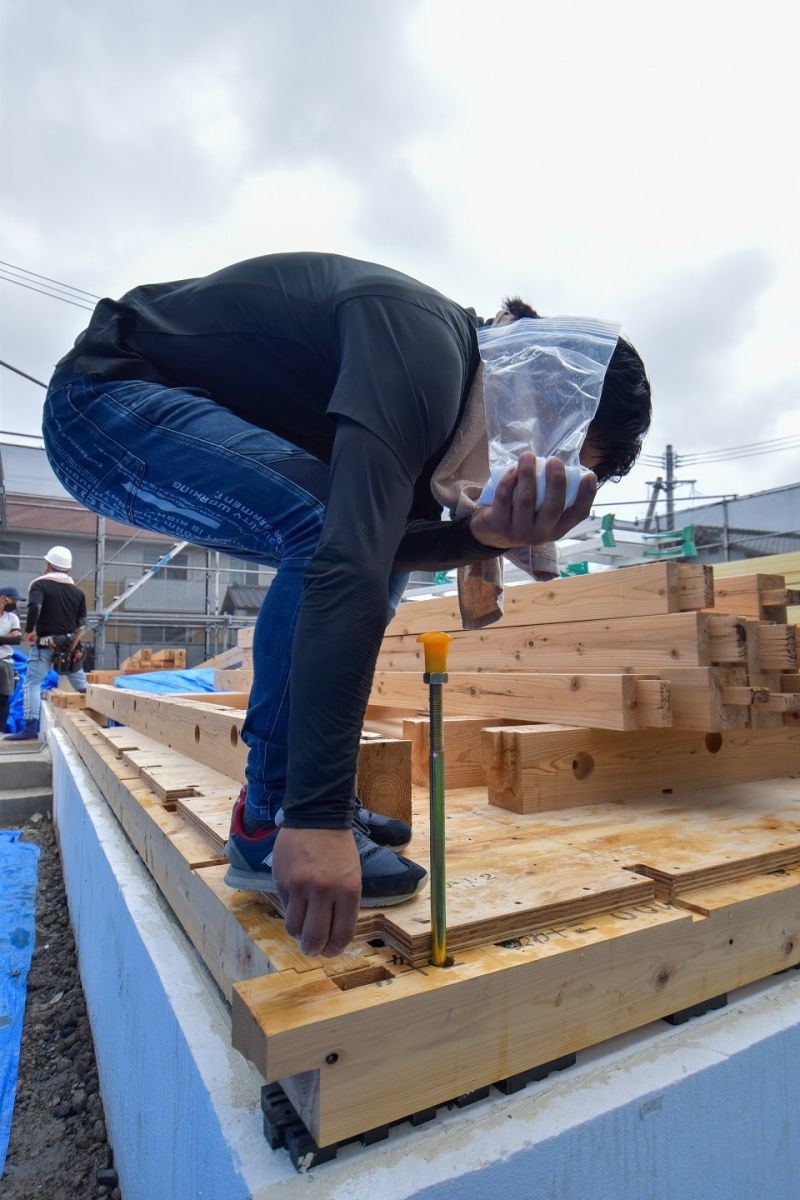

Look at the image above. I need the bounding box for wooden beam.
[403,716,521,788]
[379,611,746,675]
[386,562,713,637]
[232,872,800,1145]
[482,724,800,813]
[757,623,797,672]
[711,573,787,621]
[371,671,649,730]
[655,666,749,730]
[214,668,253,692]
[84,685,411,820]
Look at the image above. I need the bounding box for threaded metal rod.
[428,679,447,966]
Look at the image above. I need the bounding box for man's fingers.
[322,889,361,957]
[551,471,598,541]
[508,453,537,540]
[283,889,308,943]
[298,889,337,957]
[536,458,567,529]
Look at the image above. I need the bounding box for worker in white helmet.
[4,546,88,741]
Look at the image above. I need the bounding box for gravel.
[3,814,121,1199]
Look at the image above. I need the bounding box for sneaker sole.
[224,866,275,893]
[223,867,427,908]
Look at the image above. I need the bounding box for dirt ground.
[4,814,122,1200]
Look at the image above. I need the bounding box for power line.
[0,259,102,300]
[643,433,800,467]
[0,359,48,388]
[0,270,95,311]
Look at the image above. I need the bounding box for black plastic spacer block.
[494,1051,577,1096]
[409,1105,439,1127]
[663,992,728,1026]
[285,1123,339,1171]
[454,1086,491,1109]
[360,1124,391,1146]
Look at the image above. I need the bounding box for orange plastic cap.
[416,631,454,673]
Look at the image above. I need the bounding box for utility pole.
[644,477,663,532]
[665,444,676,530]
[94,516,106,669]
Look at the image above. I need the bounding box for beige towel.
[430,361,558,630]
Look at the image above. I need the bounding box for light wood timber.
[58,713,396,993]
[371,671,655,730]
[237,626,255,649]
[744,620,785,730]
[380,611,746,674]
[403,716,522,788]
[386,562,713,637]
[757,623,797,671]
[710,573,787,622]
[233,868,800,1145]
[482,724,800,813]
[214,668,253,693]
[84,685,412,820]
[57,709,800,1148]
[47,690,87,710]
[653,666,748,730]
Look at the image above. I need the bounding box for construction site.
[2,9,799,1194]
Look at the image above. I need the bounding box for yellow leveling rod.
[416,631,453,967]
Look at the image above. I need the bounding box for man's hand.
[271,827,361,957]
[23,632,36,646]
[469,453,597,550]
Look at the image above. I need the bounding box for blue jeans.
[43,371,408,820]
[25,646,87,721]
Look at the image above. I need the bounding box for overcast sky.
[1,0,798,521]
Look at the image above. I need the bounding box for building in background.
[0,440,274,668]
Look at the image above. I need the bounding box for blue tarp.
[4,649,58,734]
[112,667,219,695]
[0,831,40,1175]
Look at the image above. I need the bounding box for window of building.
[0,540,21,572]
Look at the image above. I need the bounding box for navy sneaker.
[353,796,411,851]
[223,794,426,908]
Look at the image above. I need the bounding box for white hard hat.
[45,545,73,571]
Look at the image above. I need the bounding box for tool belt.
[38,633,84,675]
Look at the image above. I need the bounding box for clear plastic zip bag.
[476,316,620,508]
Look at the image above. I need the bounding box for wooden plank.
[233,870,800,1145]
[710,574,787,621]
[482,724,800,813]
[379,611,746,674]
[58,712,397,994]
[386,562,712,637]
[634,678,672,728]
[47,690,87,710]
[214,668,253,692]
[371,671,648,731]
[84,686,411,819]
[757,623,797,671]
[403,716,521,788]
[656,666,748,730]
[744,620,784,730]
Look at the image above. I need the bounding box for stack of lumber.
[370,561,800,812]
[86,646,187,684]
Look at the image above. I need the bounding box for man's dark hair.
[496,296,651,483]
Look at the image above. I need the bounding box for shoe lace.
[352,814,385,866]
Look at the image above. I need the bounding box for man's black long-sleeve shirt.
[57,252,498,828]
[26,575,87,638]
